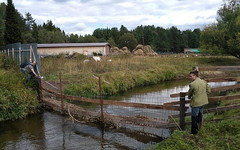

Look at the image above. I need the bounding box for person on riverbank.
[20,60,38,82]
[188,71,211,134]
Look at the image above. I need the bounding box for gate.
[0,42,41,75]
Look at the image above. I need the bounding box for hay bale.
[121,47,131,54]
[110,47,120,53]
[135,44,144,50]
[132,49,144,56]
[132,44,158,56]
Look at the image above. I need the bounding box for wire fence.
[0,42,41,75]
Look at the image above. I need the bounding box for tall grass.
[41,54,240,97]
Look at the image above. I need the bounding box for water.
[0,80,237,150]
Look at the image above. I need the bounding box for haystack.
[110,46,130,55]
[132,44,158,56]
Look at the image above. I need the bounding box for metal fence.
[0,42,41,75]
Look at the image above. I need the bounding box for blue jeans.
[191,106,204,134]
[21,68,27,74]
[21,68,31,83]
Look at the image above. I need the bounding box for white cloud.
[0,0,223,35]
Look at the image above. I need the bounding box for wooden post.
[12,48,14,59]
[19,47,22,64]
[179,92,186,130]
[59,72,64,113]
[99,76,104,123]
[38,77,43,102]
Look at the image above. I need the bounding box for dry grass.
[41,54,240,97]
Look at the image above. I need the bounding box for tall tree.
[200,24,225,55]
[118,33,137,51]
[24,12,35,31]
[0,3,6,46]
[119,25,129,36]
[168,26,182,53]
[110,27,119,44]
[201,0,240,58]
[152,27,169,52]
[133,25,144,44]
[4,0,21,44]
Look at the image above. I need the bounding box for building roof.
[37,42,111,48]
[184,48,200,53]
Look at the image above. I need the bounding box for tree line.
[200,0,240,59]
[0,0,200,53]
[0,0,239,57]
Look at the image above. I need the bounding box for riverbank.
[41,54,240,97]
[0,54,39,121]
[152,91,240,150]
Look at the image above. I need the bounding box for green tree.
[83,34,97,43]
[24,12,35,31]
[143,25,155,45]
[201,0,240,58]
[168,26,182,53]
[93,28,104,39]
[32,23,38,42]
[217,0,240,58]
[107,37,117,47]
[133,25,144,44]
[118,33,137,51]
[0,3,6,46]
[110,27,119,44]
[4,0,21,44]
[200,24,225,55]
[68,33,79,43]
[152,27,169,52]
[22,12,35,43]
[119,25,129,36]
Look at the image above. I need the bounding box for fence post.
[179,92,186,130]
[19,46,22,64]
[12,48,14,59]
[38,77,43,102]
[98,76,104,123]
[59,72,64,113]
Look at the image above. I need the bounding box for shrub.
[0,54,39,121]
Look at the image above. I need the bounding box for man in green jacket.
[188,71,211,134]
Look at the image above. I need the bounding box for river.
[0,80,237,150]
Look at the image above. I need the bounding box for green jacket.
[188,78,211,107]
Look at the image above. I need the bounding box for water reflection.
[0,80,237,150]
[0,112,163,150]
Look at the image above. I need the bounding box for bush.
[0,54,39,121]
[1,54,18,70]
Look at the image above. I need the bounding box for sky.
[0,0,223,35]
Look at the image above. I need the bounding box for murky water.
[0,80,237,150]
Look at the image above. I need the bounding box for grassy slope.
[41,54,240,97]
[151,95,240,150]
[41,54,240,149]
[0,54,39,121]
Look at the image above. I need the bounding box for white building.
[37,43,111,56]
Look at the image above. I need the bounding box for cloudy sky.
[1,0,223,35]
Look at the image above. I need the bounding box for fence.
[38,66,240,130]
[168,91,240,130]
[0,42,41,75]
[166,66,240,130]
[38,73,185,129]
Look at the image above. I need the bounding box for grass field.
[152,91,240,150]
[41,54,240,97]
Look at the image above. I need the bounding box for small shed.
[184,48,200,53]
[37,43,111,56]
